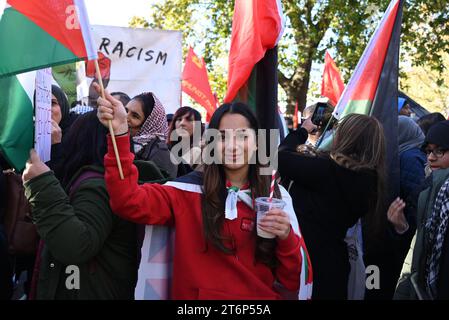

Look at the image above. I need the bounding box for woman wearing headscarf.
[47,85,78,175]
[398,116,427,199]
[125,92,177,179]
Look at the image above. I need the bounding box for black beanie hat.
[422,120,449,150]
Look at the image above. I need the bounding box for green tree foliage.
[130,0,449,114]
[401,51,449,115]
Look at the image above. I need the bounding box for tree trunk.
[279,50,315,115]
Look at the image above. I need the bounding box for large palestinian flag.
[224,0,285,132]
[0,0,96,170]
[332,0,402,121]
[0,0,97,78]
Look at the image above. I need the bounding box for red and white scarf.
[132,93,168,146]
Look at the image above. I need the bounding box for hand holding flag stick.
[94,60,124,180]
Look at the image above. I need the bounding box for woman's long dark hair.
[59,111,108,187]
[201,102,280,269]
[167,106,204,148]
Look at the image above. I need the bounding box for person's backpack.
[3,171,39,255]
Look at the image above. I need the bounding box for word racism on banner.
[91,25,182,114]
[98,38,168,65]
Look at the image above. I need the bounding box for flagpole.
[94,60,124,180]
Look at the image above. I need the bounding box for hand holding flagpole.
[94,60,124,180]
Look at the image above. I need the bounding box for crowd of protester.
[1,84,449,301]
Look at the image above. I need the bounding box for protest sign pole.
[95,60,124,180]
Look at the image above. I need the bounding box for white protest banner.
[90,25,182,114]
[34,68,52,163]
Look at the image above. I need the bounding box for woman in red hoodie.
[96,87,311,300]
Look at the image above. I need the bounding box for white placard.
[91,25,182,114]
[34,68,52,163]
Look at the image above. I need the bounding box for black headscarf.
[51,85,71,133]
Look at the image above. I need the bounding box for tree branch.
[278,70,291,92]
[315,4,333,41]
[305,0,314,28]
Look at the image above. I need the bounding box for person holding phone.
[278,114,386,299]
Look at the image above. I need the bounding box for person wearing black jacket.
[278,114,386,299]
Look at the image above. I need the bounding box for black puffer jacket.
[278,128,378,300]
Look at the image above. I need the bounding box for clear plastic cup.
[255,197,286,239]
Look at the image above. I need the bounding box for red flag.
[224,0,284,103]
[321,51,345,107]
[293,101,299,129]
[182,47,216,121]
[86,52,111,79]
